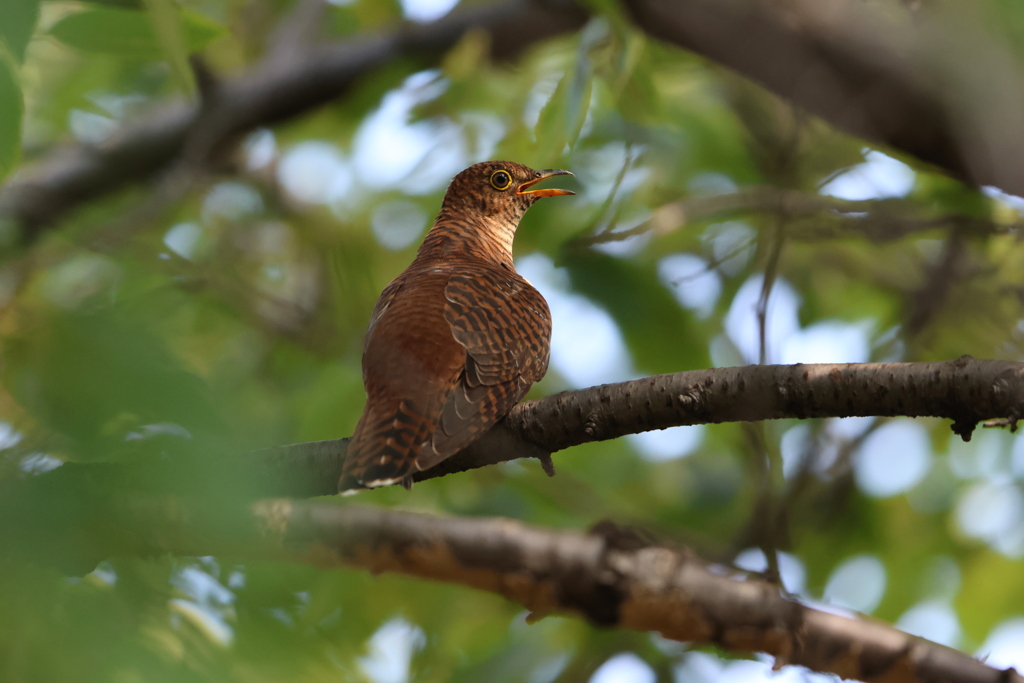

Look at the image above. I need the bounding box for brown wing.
[339,263,551,491]
[364,279,403,352]
[415,265,551,469]
[340,267,465,491]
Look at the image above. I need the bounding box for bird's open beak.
[517,169,575,197]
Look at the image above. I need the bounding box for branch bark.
[248,502,1019,683]
[315,357,1024,492]
[0,0,586,241]
[7,0,1024,243]
[7,357,1016,575]
[31,358,1024,502]
[622,0,1024,195]
[7,361,1024,680]
[13,494,1012,681]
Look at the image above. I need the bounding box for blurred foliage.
[3,0,1024,681]
[48,6,224,60]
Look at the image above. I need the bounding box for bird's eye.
[489,170,513,191]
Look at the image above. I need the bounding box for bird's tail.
[339,398,433,492]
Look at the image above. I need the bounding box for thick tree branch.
[0,0,586,241]
[23,358,1024,504]
[6,360,1024,681]
[622,0,1024,195]
[12,494,1012,681]
[7,0,1024,244]
[10,358,1014,571]
[246,503,1018,683]
[326,357,1024,491]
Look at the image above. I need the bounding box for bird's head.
[440,161,574,221]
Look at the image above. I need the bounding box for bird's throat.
[418,213,520,266]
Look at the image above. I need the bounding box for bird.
[338,161,574,492]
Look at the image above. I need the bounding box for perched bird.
[339,161,574,492]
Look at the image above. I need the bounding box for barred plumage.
[339,162,573,492]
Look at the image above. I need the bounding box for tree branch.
[26,358,1024,503]
[0,0,586,241]
[569,187,1011,248]
[419,357,1023,482]
[7,360,1024,681]
[13,493,1012,680]
[247,502,1019,683]
[622,0,1024,195]
[9,357,1014,573]
[8,0,1024,245]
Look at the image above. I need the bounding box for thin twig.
[571,187,1009,249]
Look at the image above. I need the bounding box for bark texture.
[622,0,1024,193]
[5,361,1021,677]
[256,502,1023,683]
[259,358,1024,494]
[19,358,1019,507]
[0,0,586,239]
[29,359,1023,501]
[12,358,1017,569]
[6,0,1024,239]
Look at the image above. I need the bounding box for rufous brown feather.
[339,161,573,492]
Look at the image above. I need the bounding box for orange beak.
[517,169,575,198]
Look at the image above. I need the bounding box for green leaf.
[566,20,602,148]
[534,73,569,157]
[0,0,40,63]
[0,46,22,182]
[65,0,142,5]
[1,308,220,459]
[566,66,593,150]
[533,27,597,156]
[143,0,193,92]
[50,7,224,59]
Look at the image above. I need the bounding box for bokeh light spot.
[823,554,886,614]
[820,150,914,200]
[371,201,427,251]
[854,421,932,497]
[658,253,721,318]
[627,425,705,462]
[896,599,961,647]
[590,653,655,683]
